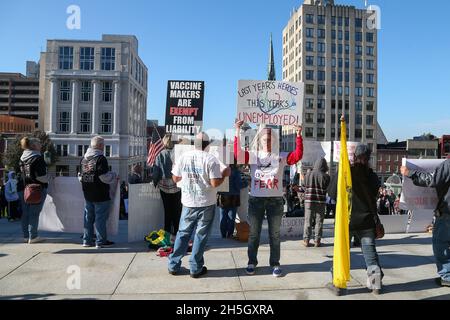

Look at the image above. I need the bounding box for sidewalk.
[0,215,448,300]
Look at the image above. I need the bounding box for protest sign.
[400,159,444,211]
[407,210,434,233]
[165,80,204,135]
[333,141,360,164]
[280,217,304,238]
[301,141,332,168]
[379,215,409,234]
[39,177,119,235]
[237,80,304,126]
[128,183,165,242]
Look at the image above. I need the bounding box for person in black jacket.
[401,158,450,287]
[328,144,383,295]
[79,136,118,248]
[303,158,330,247]
[19,137,48,244]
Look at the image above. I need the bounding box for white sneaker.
[28,237,45,244]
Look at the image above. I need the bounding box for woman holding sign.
[234,120,303,277]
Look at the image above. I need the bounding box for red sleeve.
[287,136,303,165]
[234,136,249,165]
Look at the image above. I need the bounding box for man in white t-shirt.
[168,132,231,278]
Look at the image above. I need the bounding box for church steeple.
[268,33,276,81]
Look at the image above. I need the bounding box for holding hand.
[235,119,244,131]
[295,125,302,137]
[400,166,409,177]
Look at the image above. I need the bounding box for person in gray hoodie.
[5,171,20,221]
[79,136,118,248]
[303,158,330,247]
[19,137,48,244]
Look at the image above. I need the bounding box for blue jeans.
[433,215,450,281]
[247,197,284,267]
[353,228,383,276]
[168,205,216,275]
[220,207,238,238]
[83,200,111,245]
[21,189,47,240]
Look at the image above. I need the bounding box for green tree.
[3,130,57,173]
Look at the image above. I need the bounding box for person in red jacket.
[234,120,303,277]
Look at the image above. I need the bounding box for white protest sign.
[39,177,119,235]
[280,217,304,238]
[379,215,409,234]
[400,159,444,211]
[128,183,165,242]
[301,141,332,168]
[333,141,361,164]
[407,210,434,233]
[237,80,304,126]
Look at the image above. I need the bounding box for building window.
[101,112,112,134]
[366,115,374,126]
[386,165,391,173]
[356,114,362,125]
[366,33,374,43]
[338,44,343,54]
[345,72,350,83]
[318,29,326,39]
[306,14,314,24]
[332,72,336,82]
[367,46,375,56]
[306,28,314,38]
[55,165,70,177]
[366,60,375,70]
[355,32,362,42]
[101,47,116,71]
[355,59,363,69]
[78,145,89,157]
[345,87,350,96]
[355,18,363,28]
[367,87,375,97]
[331,86,336,96]
[317,56,325,67]
[305,84,314,95]
[102,81,113,102]
[355,45,363,56]
[345,17,350,27]
[317,42,326,53]
[345,31,350,41]
[318,71,325,81]
[80,81,92,102]
[331,30,336,40]
[332,44,336,54]
[305,127,314,138]
[366,129,374,139]
[317,113,325,124]
[305,98,314,109]
[306,56,314,66]
[56,145,68,157]
[338,72,343,82]
[317,99,325,109]
[356,101,363,112]
[338,58,343,68]
[306,70,314,81]
[318,85,326,95]
[332,58,336,68]
[105,145,111,157]
[60,81,71,102]
[80,112,91,133]
[59,46,73,70]
[58,111,70,133]
[356,73,363,83]
[345,58,350,69]
[345,45,350,55]
[305,113,314,123]
[317,128,325,139]
[338,86,343,96]
[318,15,325,25]
[331,16,336,26]
[355,87,363,97]
[355,129,362,139]
[337,17,343,27]
[306,42,314,52]
[367,74,375,84]
[80,47,94,70]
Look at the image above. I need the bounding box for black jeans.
[160,190,182,235]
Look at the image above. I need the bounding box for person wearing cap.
[168,132,231,278]
[401,158,450,287]
[234,120,303,278]
[328,143,384,295]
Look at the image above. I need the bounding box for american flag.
[147,130,164,167]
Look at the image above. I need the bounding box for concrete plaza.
[0,215,449,300]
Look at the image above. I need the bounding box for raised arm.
[401,161,450,189]
[286,126,304,165]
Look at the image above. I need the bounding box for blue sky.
[1,0,449,141]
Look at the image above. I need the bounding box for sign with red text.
[165,80,204,135]
[237,80,304,126]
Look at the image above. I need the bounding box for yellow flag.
[333,119,352,289]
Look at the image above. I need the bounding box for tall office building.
[0,65,40,128]
[282,0,378,166]
[39,34,148,178]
